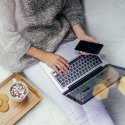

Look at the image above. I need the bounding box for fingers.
[59,58,70,68]
[89,38,98,43]
[79,51,87,55]
[52,65,61,75]
[79,51,90,56]
[53,55,70,75]
[85,36,100,44]
[56,62,68,74]
[58,56,69,74]
[91,38,100,44]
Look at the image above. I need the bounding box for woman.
[0,0,114,125]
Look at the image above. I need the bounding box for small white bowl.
[10,81,28,103]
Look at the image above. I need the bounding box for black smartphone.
[75,40,104,54]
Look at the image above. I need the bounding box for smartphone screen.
[75,40,104,54]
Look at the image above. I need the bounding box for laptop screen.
[66,65,125,104]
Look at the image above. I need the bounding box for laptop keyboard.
[52,55,103,88]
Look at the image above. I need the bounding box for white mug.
[9,79,29,103]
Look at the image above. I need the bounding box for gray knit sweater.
[0,0,84,72]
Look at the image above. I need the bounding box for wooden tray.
[0,73,42,125]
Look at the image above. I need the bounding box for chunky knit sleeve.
[0,1,31,61]
[62,0,84,26]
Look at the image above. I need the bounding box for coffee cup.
[10,79,28,102]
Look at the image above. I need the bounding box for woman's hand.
[41,52,70,74]
[80,34,99,43]
[78,34,99,55]
[72,24,99,55]
[26,47,69,74]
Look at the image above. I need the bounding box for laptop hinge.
[64,65,108,95]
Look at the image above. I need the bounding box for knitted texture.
[0,0,84,72]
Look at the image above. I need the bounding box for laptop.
[39,39,119,104]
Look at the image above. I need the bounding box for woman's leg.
[23,63,114,125]
[23,63,91,125]
[82,98,114,125]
